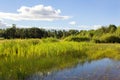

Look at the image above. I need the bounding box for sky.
[0,0,120,30]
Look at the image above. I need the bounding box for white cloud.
[69,21,76,25]
[78,25,101,30]
[0,21,8,29]
[0,5,70,21]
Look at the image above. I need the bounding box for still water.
[27,58,120,80]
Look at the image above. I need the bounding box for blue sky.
[0,0,120,30]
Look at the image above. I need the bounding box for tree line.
[0,24,120,43]
[64,24,120,43]
[0,24,79,39]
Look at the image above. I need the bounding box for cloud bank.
[0,5,70,21]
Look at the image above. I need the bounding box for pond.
[26,58,120,80]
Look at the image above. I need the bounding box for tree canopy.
[0,24,120,43]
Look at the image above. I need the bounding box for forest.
[0,24,120,43]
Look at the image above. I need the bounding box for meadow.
[0,38,120,80]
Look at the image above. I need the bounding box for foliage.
[100,34,120,43]
[0,24,120,43]
[92,34,120,43]
[64,36,90,42]
[0,40,120,80]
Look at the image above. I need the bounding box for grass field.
[0,38,120,80]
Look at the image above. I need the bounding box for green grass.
[0,39,120,80]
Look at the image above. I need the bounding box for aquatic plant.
[0,39,120,80]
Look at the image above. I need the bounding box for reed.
[0,39,120,80]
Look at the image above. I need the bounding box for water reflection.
[26,58,120,80]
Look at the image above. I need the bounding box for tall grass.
[0,39,120,80]
[0,39,86,58]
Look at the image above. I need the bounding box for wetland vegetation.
[0,39,120,80]
[0,24,120,80]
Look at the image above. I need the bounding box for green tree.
[108,24,117,33]
[68,30,79,35]
[4,24,16,39]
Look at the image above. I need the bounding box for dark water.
[26,58,120,80]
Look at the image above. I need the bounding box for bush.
[64,36,90,42]
[92,39,101,43]
[95,34,120,43]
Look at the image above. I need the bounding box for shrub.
[64,36,90,42]
[97,34,120,43]
[92,39,101,43]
